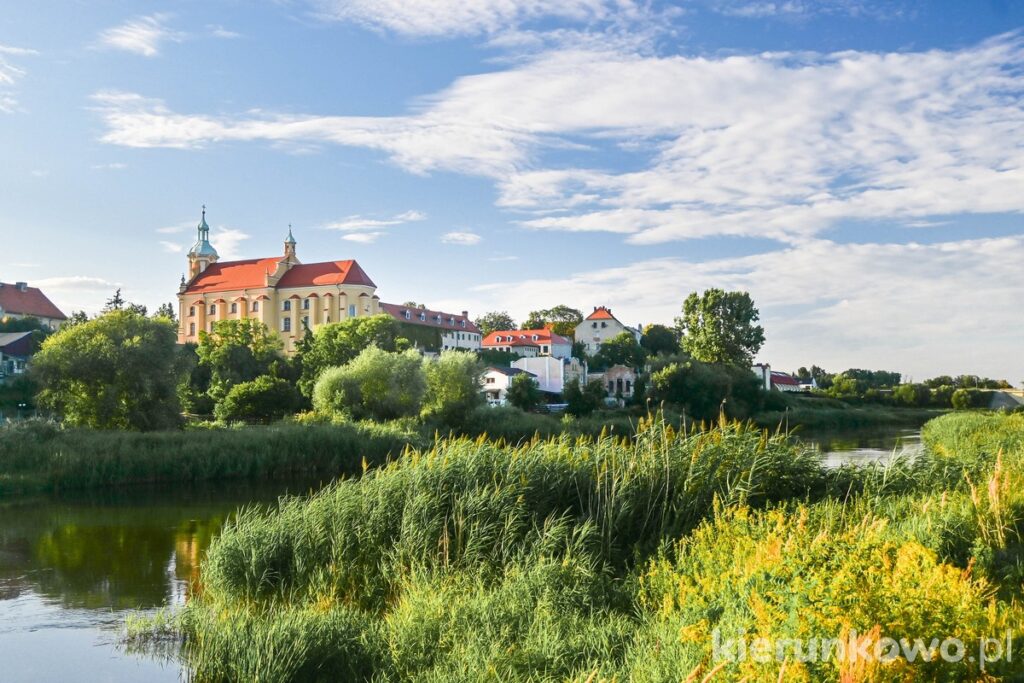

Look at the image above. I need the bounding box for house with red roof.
[176,208,379,353]
[0,282,67,330]
[752,363,805,393]
[379,303,481,353]
[481,328,573,359]
[574,306,642,355]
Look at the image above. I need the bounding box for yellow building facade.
[177,209,379,353]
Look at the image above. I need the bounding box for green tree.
[592,331,646,370]
[521,305,583,336]
[153,302,177,322]
[505,372,541,411]
[675,289,765,368]
[473,311,517,336]
[65,310,90,327]
[422,350,484,427]
[297,315,405,397]
[892,383,931,407]
[563,379,607,417]
[640,324,677,357]
[214,376,301,424]
[32,310,183,430]
[196,319,283,402]
[312,347,425,421]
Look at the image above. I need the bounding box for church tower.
[188,205,219,279]
[284,224,298,262]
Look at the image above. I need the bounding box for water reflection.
[795,426,923,467]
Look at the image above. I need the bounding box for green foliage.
[639,323,677,357]
[649,356,764,421]
[214,376,302,424]
[421,350,484,427]
[505,372,541,411]
[675,288,765,367]
[521,304,583,336]
[312,347,426,421]
[591,331,646,371]
[31,311,184,430]
[564,379,608,417]
[477,348,518,367]
[473,311,516,336]
[296,315,405,397]
[951,388,994,410]
[892,382,931,407]
[153,302,177,322]
[196,319,284,403]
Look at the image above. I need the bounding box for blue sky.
[2,0,1022,382]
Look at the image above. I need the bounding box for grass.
[754,400,943,430]
[128,410,1024,681]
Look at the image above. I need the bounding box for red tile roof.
[770,371,800,386]
[0,282,66,320]
[380,303,480,334]
[183,258,375,295]
[482,329,572,348]
[585,306,616,321]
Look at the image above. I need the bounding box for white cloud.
[323,210,426,231]
[208,25,241,39]
[705,0,904,19]
[342,231,385,243]
[308,0,626,37]
[91,162,128,171]
[0,43,36,113]
[33,275,118,291]
[463,235,1024,381]
[488,254,520,262]
[29,169,48,178]
[93,34,1024,246]
[159,241,184,254]
[156,220,193,234]
[96,14,183,57]
[441,231,482,245]
[209,227,249,259]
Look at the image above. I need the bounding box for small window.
[283,300,292,312]
[404,310,411,320]
[460,320,466,328]
[419,312,426,321]
[283,318,291,332]
[188,306,195,317]
[230,303,238,314]
[592,322,597,328]
[209,304,216,315]
[303,299,310,310]
[252,301,260,312]
[349,304,357,317]
[189,322,196,336]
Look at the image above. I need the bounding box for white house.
[379,303,482,352]
[511,356,587,395]
[480,366,536,405]
[752,363,804,392]
[481,328,572,358]
[574,306,642,355]
[0,282,67,330]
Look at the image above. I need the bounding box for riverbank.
[130,411,1024,681]
[753,395,944,430]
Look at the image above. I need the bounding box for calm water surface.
[0,426,922,681]
[0,481,327,682]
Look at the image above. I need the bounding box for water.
[0,426,922,680]
[0,480,328,682]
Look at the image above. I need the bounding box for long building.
[176,209,379,353]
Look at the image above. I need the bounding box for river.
[0,425,923,681]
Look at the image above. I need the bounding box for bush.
[312,347,425,421]
[421,351,483,428]
[214,376,302,424]
[564,379,607,417]
[505,373,541,411]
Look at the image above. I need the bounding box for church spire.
[188,204,219,278]
[284,223,297,260]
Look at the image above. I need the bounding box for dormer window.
[404,310,411,320]
[419,312,426,321]
[460,320,466,328]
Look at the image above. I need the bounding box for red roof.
[770,371,800,386]
[0,282,66,320]
[585,306,616,321]
[380,303,480,334]
[482,329,571,348]
[184,258,375,295]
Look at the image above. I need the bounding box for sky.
[1,0,1022,383]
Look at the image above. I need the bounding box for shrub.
[564,379,608,417]
[312,347,425,421]
[505,373,541,411]
[214,376,302,424]
[421,351,483,428]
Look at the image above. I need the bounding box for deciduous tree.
[675,289,765,368]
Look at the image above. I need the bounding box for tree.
[505,373,541,411]
[564,379,607,417]
[154,302,177,322]
[892,383,931,407]
[640,324,677,357]
[474,311,516,336]
[103,289,126,312]
[649,356,765,422]
[32,310,184,430]
[312,347,425,421]
[296,315,406,397]
[521,305,583,336]
[422,350,484,427]
[675,289,765,368]
[196,319,283,402]
[65,310,90,327]
[214,376,301,424]
[591,331,646,371]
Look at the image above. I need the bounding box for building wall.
[512,356,566,394]
[480,370,514,403]
[574,318,640,354]
[178,284,379,353]
[0,312,63,330]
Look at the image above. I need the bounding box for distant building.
[480,366,536,404]
[481,329,573,358]
[511,356,587,395]
[0,282,67,330]
[0,331,35,382]
[589,364,638,400]
[379,303,481,352]
[752,363,804,392]
[574,306,641,355]
[177,208,379,354]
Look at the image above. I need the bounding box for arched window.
[209,304,216,315]
[189,322,196,336]
[188,306,195,317]
[283,300,291,311]
[282,318,291,332]
[252,301,260,312]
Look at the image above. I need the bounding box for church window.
[252,301,259,312]
[188,306,195,317]
[303,299,310,310]
[230,303,238,314]
[349,304,357,317]
[283,300,291,312]
[282,318,291,332]
[189,322,196,336]
[209,304,216,315]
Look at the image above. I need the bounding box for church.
[177,208,379,353]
